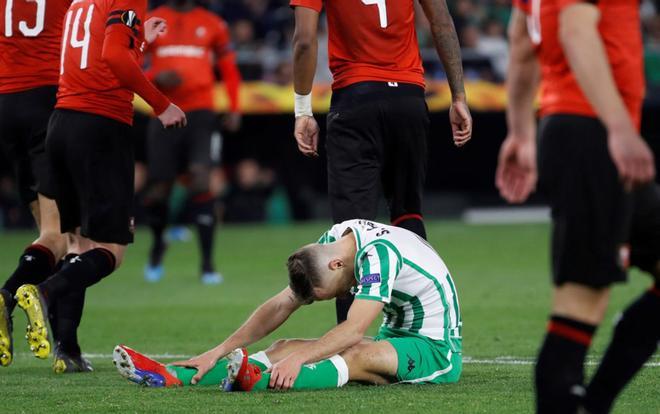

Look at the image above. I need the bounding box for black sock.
[392,215,427,240]
[146,201,169,267]
[2,244,56,307]
[49,254,79,343]
[583,286,660,414]
[55,288,86,356]
[191,193,216,273]
[39,249,116,301]
[535,315,597,414]
[335,295,354,324]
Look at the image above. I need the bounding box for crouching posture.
[114,219,463,391]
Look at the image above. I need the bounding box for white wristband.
[294,92,313,118]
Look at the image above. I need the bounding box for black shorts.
[146,110,221,183]
[0,86,57,204]
[46,109,135,245]
[538,114,660,288]
[326,82,429,224]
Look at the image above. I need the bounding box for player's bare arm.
[171,287,303,384]
[419,0,472,147]
[559,3,655,189]
[292,6,320,157]
[496,8,540,204]
[268,298,384,389]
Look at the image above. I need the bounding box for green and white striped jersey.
[318,219,462,344]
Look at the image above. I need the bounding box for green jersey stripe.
[392,290,425,333]
[403,259,451,337]
[374,243,391,299]
[359,252,372,297]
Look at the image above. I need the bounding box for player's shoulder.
[194,7,226,25]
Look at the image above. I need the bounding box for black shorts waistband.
[330,81,425,112]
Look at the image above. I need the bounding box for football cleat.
[0,291,13,367]
[15,284,51,359]
[144,264,164,283]
[53,344,94,374]
[221,348,262,392]
[201,272,223,286]
[166,226,192,243]
[113,345,182,387]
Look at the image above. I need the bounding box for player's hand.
[158,103,187,129]
[145,17,167,44]
[267,354,304,390]
[170,350,224,385]
[223,112,242,132]
[495,133,537,204]
[294,116,320,157]
[154,70,183,90]
[449,98,472,147]
[607,125,655,191]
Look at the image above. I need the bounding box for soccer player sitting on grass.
[114,219,462,391]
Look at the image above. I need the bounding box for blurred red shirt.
[0,0,71,93]
[146,6,240,112]
[514,0,644,128]
[290,0,425,90]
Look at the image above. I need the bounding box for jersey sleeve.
[354,242,402,304]
[557,0,598,10]
[317,224,343,244]
[290,0,323,13]
[512,0,531,13]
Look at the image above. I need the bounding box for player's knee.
[188,169,211,195]
[35,230,67,258]
[553,284,610,325]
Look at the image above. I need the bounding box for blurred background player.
[13,0,185,372]
[142,0,242,285]
[0,0,71,369]
[497,0,660,412]
[290,0,472,322]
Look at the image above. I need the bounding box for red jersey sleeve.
[512,0,531,13]
[213,17,241,113]
[102,2,170,114]
[290,0,323,13]
[557,0,597,10]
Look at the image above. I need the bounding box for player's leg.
[381,88,429,240]
[186,111,222,284]
[16,110,132,362]
[582,184,660,413]
[142,117,181,282]
[326,84,384,323]
[535,115,625,413]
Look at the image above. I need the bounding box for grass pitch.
[0,221,658,413]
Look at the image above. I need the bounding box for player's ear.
[328,258,344,271]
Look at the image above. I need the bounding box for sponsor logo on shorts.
[618,244,630,270]
[129,217,135,235]
[361,273,381,284]
[407,354,416,373]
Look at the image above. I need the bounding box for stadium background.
[2,1,660,412]
[1,0,660,227]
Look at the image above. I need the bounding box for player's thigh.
[628,184,660,283]
[368,334,461,384]
[146,116,182,183]
[325,98,382,222]
[185,110,218,193]
[45,109,82,236]
[538,115,628,289]
[65,111,135,246]
[381,95,429,220]
[339,338,398,384]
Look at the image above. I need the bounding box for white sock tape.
[249,351,272,369]
[328,355,349,387]
[294,92,313,118]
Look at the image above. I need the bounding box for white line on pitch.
[12,353,660,367]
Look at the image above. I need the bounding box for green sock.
[167,358,268,387]
[250,356,348,391]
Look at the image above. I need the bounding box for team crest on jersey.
[196,26,207,37]
[121,10,138,28]
[361,273,381,284]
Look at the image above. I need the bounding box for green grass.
[1,221,658,413]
